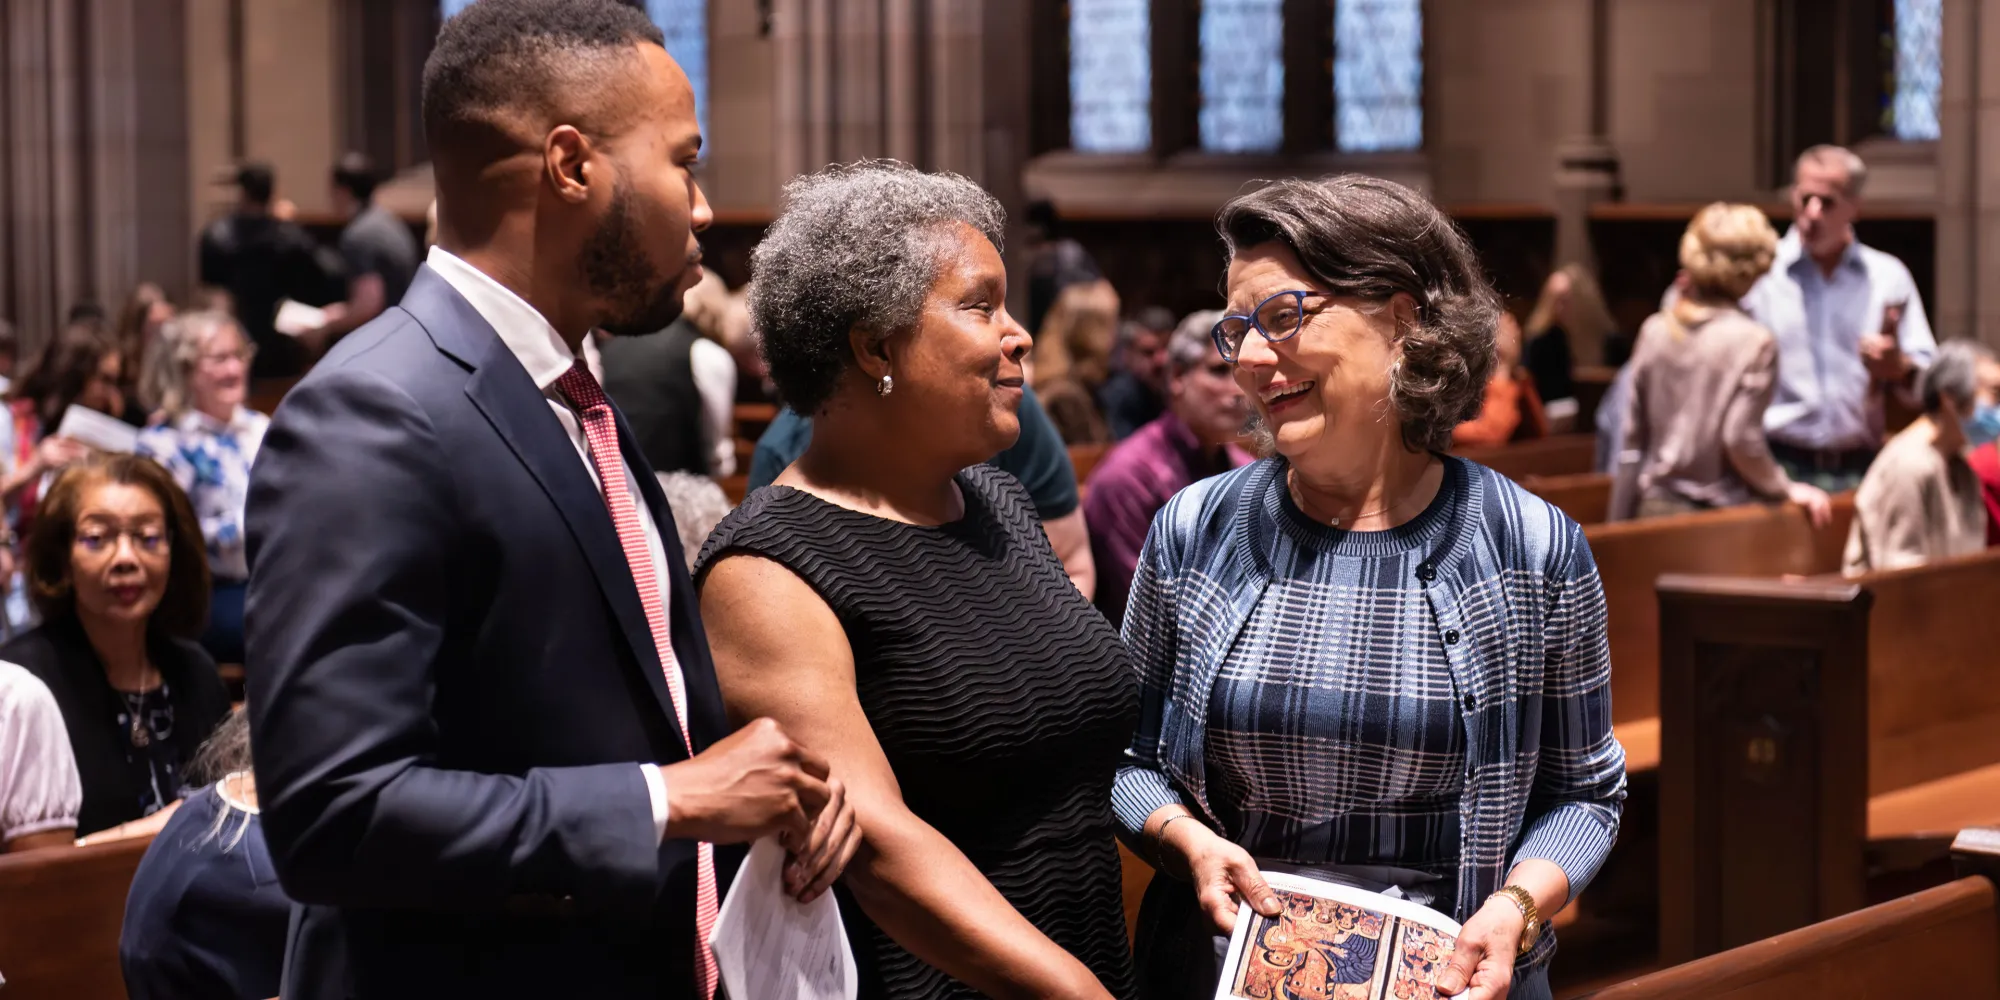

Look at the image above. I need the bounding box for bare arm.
[1042,507,1096,600]
[702,553,1112,1000]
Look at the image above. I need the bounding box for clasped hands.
[1157,810,1530,1000]
[662,717,862,904]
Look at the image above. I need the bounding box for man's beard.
[581,178,689,337]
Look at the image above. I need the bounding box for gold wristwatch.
[1493,885,1542,955]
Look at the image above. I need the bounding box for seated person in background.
[1523,262,1622,403]
[653,470,733,572]
[0,319,18,390]
[2,319,124,532]
[1033,281,1122,445]
[1619,203,1832,523]
[121,706,288,1000]
[749,384,1097,598]
[598,267,739,477]
[1085,310,1251,627]
[1968,441,2000,545]
[0,658,81,851]
[1097,306,1175,441]
[1843,340,2000,574]
[135,312,269,665]
[1,454,227,839]
[1451,313,1549,449]
[114,284,176,427]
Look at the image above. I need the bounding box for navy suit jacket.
[245,266,738,1000]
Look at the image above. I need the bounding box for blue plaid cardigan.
[1112,456,1626,971]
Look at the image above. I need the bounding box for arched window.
[1889,0,1941,141]
[1198,0,1285,153]
[1335,0,1423,152]
[1069,0,1152,153]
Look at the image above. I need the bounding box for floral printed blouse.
[136,407,270,581]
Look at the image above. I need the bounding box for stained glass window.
[1069,0,1152,153]
[1890,0,1941,141]
[1335,0,1423,152]
[1199,0,1285,153]
[436,1,708,142]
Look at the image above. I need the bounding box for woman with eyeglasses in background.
[1115,176,1625,1000]
[136,312,268,664]
[0,453,225,840]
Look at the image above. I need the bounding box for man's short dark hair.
[234,162,274,205]
[423,0,666,157]
[332,151,380,202]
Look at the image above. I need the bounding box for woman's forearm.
[845,812,1110,1000]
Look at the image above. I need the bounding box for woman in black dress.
[697,161,1139,1000]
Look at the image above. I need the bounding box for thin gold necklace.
[1287,469,1428,527]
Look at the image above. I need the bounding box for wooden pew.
[0,836,155,999]
[1454,433,1597,481]
[1655,549,2000,962]
[1520,472,1612,525]
[1582,828,2000,998]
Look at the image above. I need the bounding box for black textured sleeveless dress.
[696,465,1140,1000]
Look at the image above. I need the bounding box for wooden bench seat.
[1656,548,2000,961]
[1583,828,2000,999]
[0,836,155,999]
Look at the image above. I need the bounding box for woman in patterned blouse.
[135,312,268,664]
[1115,176,1626,1000]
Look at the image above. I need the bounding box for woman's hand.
[1435,893,1527,999]
[1158,814,1281,933]
[1785,482,1833,528]
[784,775,861,904]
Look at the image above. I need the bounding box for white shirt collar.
[425,246,580,391]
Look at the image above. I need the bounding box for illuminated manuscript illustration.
[1215,875,1460,1000]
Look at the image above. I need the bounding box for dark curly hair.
[1217,175,1501,453]
[10,317,118,430]
[749,160,1007,415]
[423,0,665,157]
[27,453,211,640]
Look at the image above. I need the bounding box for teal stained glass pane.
[1892,0,1941,141]
[1070,0,1151,152]
[1335,0,1422,152]
[1200,0,1285,153]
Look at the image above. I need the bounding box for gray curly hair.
[749,160,1007,415]
[1217,175,1501,453]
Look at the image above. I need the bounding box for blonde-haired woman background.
[1617,203,1833,523]
[1523,262,1621,402]
[1032,280,1121,444]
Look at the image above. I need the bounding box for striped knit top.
[1113,455,1627,973]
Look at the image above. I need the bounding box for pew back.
[1584,875,2000,999]
[1455,433,1597,481]
[1584,495,1853,723]
[0,837,153,1000]
[1862,551,2000,796]
[1519,472,1612,525]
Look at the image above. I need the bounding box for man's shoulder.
[1854,242,1919,285]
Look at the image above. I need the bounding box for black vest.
[597,319,709,476]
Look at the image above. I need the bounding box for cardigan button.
[1444,628,1461,645]
[1416,562,1436,582]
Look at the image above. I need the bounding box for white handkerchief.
[273,299,327,337]
[708,836,857,1000]
[55,405,137,454]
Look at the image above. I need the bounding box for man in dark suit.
[244,3,858,998]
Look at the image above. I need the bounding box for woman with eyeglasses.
[0,453,226,839]
[1115,176,1625,1000]
[136,312,268,663]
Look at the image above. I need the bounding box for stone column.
[1551,0,1621,273]
[1936,0,2000,346]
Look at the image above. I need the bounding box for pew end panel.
[1584,495,1855,725]
[1655,574,1872,964]
[0,835,155,1000]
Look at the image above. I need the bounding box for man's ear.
[545,125,594,205]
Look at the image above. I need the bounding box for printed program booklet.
[1214,870,1461,1000]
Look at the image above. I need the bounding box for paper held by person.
[273,299,328,337]
[55,404,138,454]
[1214,869,1463,1000]
[708,836,858,1000]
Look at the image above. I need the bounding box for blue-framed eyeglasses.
[1211,290,1332,363]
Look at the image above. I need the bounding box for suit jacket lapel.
[402,269,690,754]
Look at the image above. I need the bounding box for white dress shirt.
[689,338,738,477]
[426,247,675,842]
